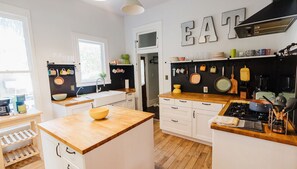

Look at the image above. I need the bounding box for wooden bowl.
[89,107,109,120]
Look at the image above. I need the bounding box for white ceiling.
[81,0,172,15]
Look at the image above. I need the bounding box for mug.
[60,68,67,75]
[49,68,56,75]
[180,68,185,74]
[230,49,236,58]
[210,66,217,73]
[176,68,180,74]
[200,64,206,72]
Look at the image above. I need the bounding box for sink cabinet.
[159,97,223,144]
[52,102,93,118]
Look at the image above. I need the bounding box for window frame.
[73,33,111,87]
[0,3,40,108]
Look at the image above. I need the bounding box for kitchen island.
[38,105,154,169]
[211,100,297,169]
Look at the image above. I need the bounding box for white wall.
[0,0,125,120]
[124,0,297,94]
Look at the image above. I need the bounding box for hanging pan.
[189,65,201,84]
[214,66,231,92]
[54,69,64,85]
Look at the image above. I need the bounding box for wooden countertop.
[159,92,240,104]
[52,97,93,107]
[211,100,297,147]
[0,108,42,124]
[38,106,154,154]
[115,88,135,94]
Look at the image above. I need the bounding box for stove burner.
[224,103,268,122]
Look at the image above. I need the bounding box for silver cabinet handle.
[128,99,133,102]
[66,147,76,154]
[164,99,170,101]
[56,143,61,157]
[67,164,70,169]
[193,110,195,118]
[171,106,178,109]
[179,100,187,103]
[171,119,178,123]
[202,103,211,106]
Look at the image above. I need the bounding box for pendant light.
[122,0,144,15]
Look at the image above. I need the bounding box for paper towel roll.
[125,79,129,89]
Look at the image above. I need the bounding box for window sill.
[76,80,111,88]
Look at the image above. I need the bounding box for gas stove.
[224,102,268,122]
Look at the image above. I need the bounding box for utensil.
[189,66,201,84]
[228,66,238,94]
[214,67,231,92]
[240,65,250,82]
[172,68,176,77]
[200,64,206,72]
[54,69,64,85]
[249,100,272,113]
[210,66,217,73]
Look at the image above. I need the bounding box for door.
[41,132,63,169]
[141,57,147,111]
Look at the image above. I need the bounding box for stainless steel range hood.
[235,0,297,38]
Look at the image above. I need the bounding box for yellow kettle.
[240,65,250,82]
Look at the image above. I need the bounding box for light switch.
[165,75,168,80]
[70,85,75,91]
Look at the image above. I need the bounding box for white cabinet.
[52,102,93,118]
[192,101,223,143]
[111,92,136,110]
[159,97,224,144]
[41,131,83,169]
[159,99,192,137]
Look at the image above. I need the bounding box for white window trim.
[72,33,111,87]
[0,3,41,109]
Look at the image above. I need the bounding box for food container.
[178,57,186,61]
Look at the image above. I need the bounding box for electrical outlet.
[70,85,75,91]
[203,86,208,93]
[165,75,168,80]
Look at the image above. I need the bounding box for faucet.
[76,87,84,97]
[96,78,102,93]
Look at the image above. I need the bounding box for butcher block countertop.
[38,106,154,154]
[52,97,93,107]
[115,88,135,94]
[211,100,297,147]
[159,92,240,104]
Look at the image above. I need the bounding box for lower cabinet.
[159,97,223,144]
[52,102,93,118]
[192,109,218,142]
[111,92,136,110]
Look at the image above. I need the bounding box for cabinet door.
[67,103,93,115]
[192,109,217,143]
[126,98,135,110]
[41,132,64,169]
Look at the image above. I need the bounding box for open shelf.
[170,60,192,63]
[3,145,39,167]
[193,58,228,62]
[228,55,276,60]
[0,129,37,148]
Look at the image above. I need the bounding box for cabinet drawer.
[192,101,223,111]
[160,116,192,137]
[175,99,192,108]
[61,144,84,169]
[63,160,80,169]
[126,92,135,99]
[159,98,174,105]
[160,105,192,120]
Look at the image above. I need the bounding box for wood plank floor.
[6,120,212,169]
[154,120,212,169]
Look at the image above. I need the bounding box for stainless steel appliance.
[0,98,10,116]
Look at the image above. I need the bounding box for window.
[0,13,35,108]
[73,33,110,87]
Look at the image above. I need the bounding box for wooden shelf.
[170,60,192,63]
[110,64,133,66]
[228,55,276,60]
[1,129,37,148]
[3,145,39,167]
[193,58,228,62]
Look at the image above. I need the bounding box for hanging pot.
[54,69,64,85]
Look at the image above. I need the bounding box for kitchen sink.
[83,90,126,107]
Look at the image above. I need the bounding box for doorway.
[140,53,159,118]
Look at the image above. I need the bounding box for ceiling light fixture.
[122,0,144,15]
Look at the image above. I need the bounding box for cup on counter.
[48,68,56,76]
[60,68,67,75]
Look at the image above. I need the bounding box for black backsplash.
[171,56,296,96]
[48,64,134,99]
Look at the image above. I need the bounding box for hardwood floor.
[154,120,212,169]
[6,120,212,169]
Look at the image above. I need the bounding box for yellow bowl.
[89,106,109,120]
